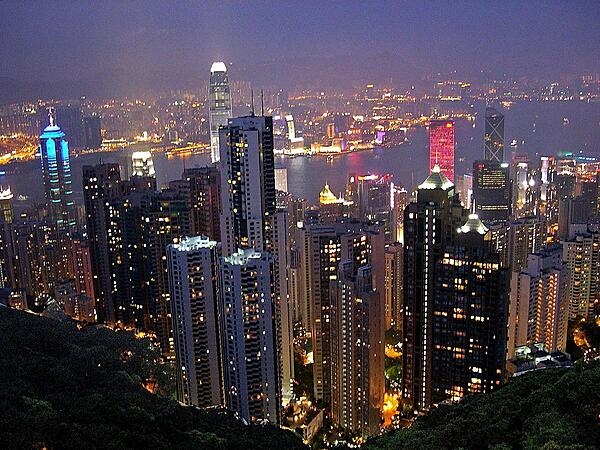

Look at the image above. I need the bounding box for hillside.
[366,359,600,449]
[0,307,306,450]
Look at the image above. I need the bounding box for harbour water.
[3,101,600,206]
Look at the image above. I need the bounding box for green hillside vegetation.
[0,307,306,449]
[366,360,600,449]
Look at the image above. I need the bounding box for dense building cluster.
[0,64,599,446]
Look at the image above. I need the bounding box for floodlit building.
[209,62,232,163]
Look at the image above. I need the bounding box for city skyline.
[1,2,599,102]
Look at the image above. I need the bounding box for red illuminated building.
[429,119,455,182]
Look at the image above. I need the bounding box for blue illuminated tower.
[39,107,76,231]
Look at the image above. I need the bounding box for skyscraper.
[168,236,222,407]
[431,214,508,404]
[39,108,76,232]
[473,161,511,222]
[83,115,102,149]
[219,115,275,256]
[209,61,232,164]
[429,119,455,182]
[219,249,280,423]
[330,262,384,438]
[484,107,505,162]
[219,114,293,408]
[298,220,385,403]
[402,166,468,411]
[183,166,221,241]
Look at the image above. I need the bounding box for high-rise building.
[82,163,123,323]
[71,237,95,304]
[168,236,222,407]
[562,227,600,319]
[209,62,232,164]
[131,151,155,177]
[384,243,403,331]
[39,108,76,232]
[484,107,505,162]
[219,249,280,424]
[219,115,275,256]
[402,165,468,411]
[330,262,384,438]
[219,115,293,407]
[430,214,508,404]
[429,119,455,182]
[183,166,221,241]
[357,174,394,242]
[473,161,511,223]
[508,245,569,359]
[298,220,385,403]
[509,216,546,272]
[83,115,102,149]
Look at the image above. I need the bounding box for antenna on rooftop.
[260,89,264,116]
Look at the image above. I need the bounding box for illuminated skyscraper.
[402,166,468,411]
[168,236,222,408]
[473,161,511,222]
[429,119,455,182]
[220,249,280,423]
[209,61,232,164]
[183,166,221,241]
[330,262,384,438]
[39,108,76,231]
[131,151,155,177]
[484,107,505,162]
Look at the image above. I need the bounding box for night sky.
[1,1,599,93]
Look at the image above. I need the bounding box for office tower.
[562,227,600,319]
[38,105,83,149]
[83,116,102,149]
[219,115,275,256]
[429,119,455,182]
[183,166,221,241]
[484,107,504,162]
[330,262,384,438]
[220,249,279,424]
[402,165,468,411]
[508,246,569,359]
[298,220,385,403]
[209,62,232,164]
[39,108,76,232]
[569,180,598,228]
[430,214,508,404]
[131,151,155,177]
[384,243,403,331]
[512,160,537,219]
[318,182,351,221]
[357,174,394,242]
[168,236,222,407]
[473,161,511,222]
[391,184,409,243]
[82,163,123,323]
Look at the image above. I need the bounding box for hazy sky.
[1,1,599,89]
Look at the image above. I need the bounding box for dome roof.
[319,183,342,205]
[210,61,227,73]
[418,164,454,190]
[458,213,488,235]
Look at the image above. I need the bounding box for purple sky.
[1,1,599,91]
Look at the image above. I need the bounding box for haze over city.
[1,1,599,101]
[0,2,599,449]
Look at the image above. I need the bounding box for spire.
[47,106,56,127]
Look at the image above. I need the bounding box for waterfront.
[2,101,600,206]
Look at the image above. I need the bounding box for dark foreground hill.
[366,359,600,449]
[0,307,305,449]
